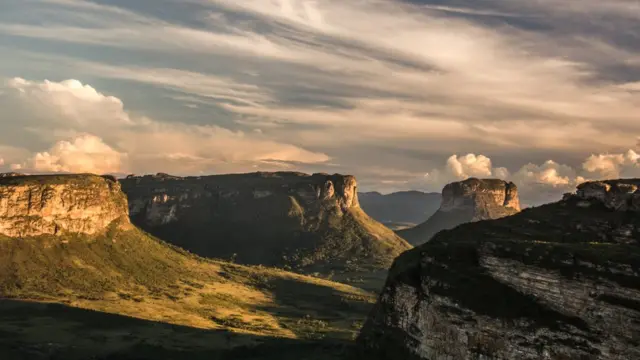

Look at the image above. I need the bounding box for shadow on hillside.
[0,299,355,360]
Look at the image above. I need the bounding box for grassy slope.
[0,222,376,359]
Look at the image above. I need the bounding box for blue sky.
[0,0,639,204]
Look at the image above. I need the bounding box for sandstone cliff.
[120,172,411,271]
[0,174,129,237]
[357,179,640,360]
[398,178,521,245]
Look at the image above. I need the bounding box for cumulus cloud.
[13,134,125,174]
[583,150,640,178]
[0,78,329,175]
[1,0,640,204]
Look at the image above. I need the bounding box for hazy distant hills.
[358,191,441,230]
[120,172,411,274]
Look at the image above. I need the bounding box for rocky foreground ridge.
[0,174,129,237]
[120,172,411,271]
[357,179,640,360]
[398,178,521,245]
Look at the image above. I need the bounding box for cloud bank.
[0,0,639,204]
[1,78,329,175]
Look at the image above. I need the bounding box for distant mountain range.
[358,191,441,230]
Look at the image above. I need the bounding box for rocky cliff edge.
[358,179,640,359]
[398,178,521,245]
[0,174,129,237]
[120,172,410,271]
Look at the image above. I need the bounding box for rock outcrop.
[575,179,640,211]
[0,174,129,237]
[120,172,411,271]
[398,178,521,245]
[359,191,442,230]
[357,179,640,360]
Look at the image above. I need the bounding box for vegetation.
[0,223,377,359]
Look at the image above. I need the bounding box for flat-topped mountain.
[358,191,441,230]
[357,179,640,360]
[0,174,129,237]
[398,178,521,244]
[119,172,411,273]
[0,174,379,358]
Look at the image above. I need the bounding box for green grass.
[0,222,377,359]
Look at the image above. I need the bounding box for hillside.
[120,172,411,273]
[0,174,377,359]
[397,178,520,245]
[358,191,441,230]
[358,179,640,359]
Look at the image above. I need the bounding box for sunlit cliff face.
[0,175,129,237]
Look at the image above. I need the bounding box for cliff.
[398,178,521,245]
[358,191,441,229]
[0,174,377,358]
[0,174,129,237]
[119,172,411,272]
[575,179,640,211]
[357,179,640,360]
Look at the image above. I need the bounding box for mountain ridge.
[119,172,412,273]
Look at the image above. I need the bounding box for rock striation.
[357,179,640,360]
[120,172,411,271]
[398,178,521,245]
[0,174,129,237]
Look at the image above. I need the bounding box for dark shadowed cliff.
[357,179,640,360]
[120,172,411,273]
[398,178,521,245]
[358,191,441,230]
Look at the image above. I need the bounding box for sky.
[0,0,639,205]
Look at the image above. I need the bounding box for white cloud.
[0,78,329,175]
[422,153,514,191]
[446,154,494,179]
[582,150,640,178]
[1,0,640,204]
[13,134,125,174]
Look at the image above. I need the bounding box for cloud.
[1,78,329,175]
[13,134,125,174]
[0,0,639,203]
[582,150,640,178]
[421,153,513,192]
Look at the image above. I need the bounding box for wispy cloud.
[0,0,639,202]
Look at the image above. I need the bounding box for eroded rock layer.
[358,180,640,360]
[398,178,521,245]
[120,172,411,271]
[0,174,129,237]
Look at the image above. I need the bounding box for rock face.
[0,174,129,237]
[358,191,442,230]
[120,172,411,271]
[576,179,640,211]
[398,178,521,245]
[357,179,640,360]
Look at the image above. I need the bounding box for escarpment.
[398,178,521,245]
[357,179,640,360]
[0,174,129,237]
[120,172,411,271]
